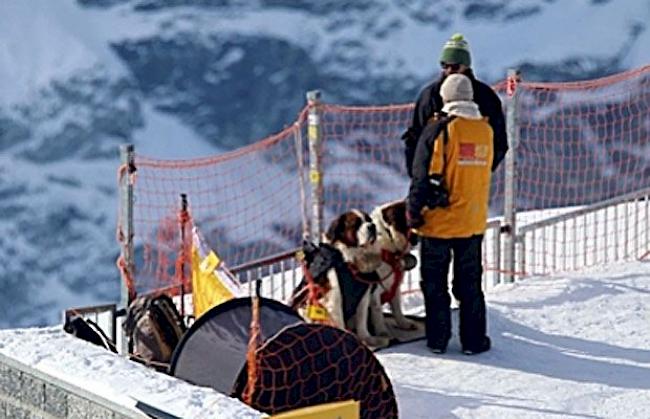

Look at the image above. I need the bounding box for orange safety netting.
[121,66,650,293]
[128,111,309,294]
[508,66,650,275]
[512,66,650,216]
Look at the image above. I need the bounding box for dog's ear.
[325,215,345,243]
[384,201,409,235]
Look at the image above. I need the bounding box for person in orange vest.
[407,73,493,355]
[402,33,507,177]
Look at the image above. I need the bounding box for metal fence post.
[307,90,324,242]
[118,144,135,355]
[503,69,521,283]
[293,122,310,240]
[178,193,189,318]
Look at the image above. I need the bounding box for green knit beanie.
[439,33,471,67]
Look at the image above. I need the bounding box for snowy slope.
[0,0,649,329]
[1,261,649,418]
[384,261,650,418]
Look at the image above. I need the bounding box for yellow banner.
[270,400,359,419]
[191,247,235,319]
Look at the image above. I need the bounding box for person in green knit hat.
[402,33,508,178]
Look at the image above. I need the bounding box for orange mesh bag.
[233,323,398,418]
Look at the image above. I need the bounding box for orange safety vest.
[415,116,494,238]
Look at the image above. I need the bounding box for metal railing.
[63,303,118,345]
[230,219,506,302]
[483,219,504,288]
[231,248,301,302]
[517,187,650,276]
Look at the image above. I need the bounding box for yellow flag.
[191,227,243,319]
[270,400,359,419]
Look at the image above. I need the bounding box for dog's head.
[324,209,377,248]
[323,209,382,273]
[371,200,419,253]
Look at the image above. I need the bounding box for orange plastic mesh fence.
[319,102,506,219]
[130,112,309,294]
[514,67,650,218]
[319,104,412,216]
[123,66,650,293]
[512,66,650,275]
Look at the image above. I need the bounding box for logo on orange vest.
[459,143,488,166]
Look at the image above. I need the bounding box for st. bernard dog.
[368,200,420,336]
[322,209,391,348]
[289,209,390,348]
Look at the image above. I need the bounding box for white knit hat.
[440,74,473,103]
[440,74,482,119]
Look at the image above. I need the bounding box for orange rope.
[116,161,138,301]
[116,256,137,301]
[244,295,261,406]
[300,261,340,327]
[301,260,323,307]
[135,109,309,169]
[175,207,192,289]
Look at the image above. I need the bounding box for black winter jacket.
[403,69,508,176]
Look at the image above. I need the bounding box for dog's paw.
[364,335,391,349]
[372,318,391,337]
[375,328,392,338]
[395,318,419,331]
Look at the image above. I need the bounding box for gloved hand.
[406,206,425,229]
[425,175,450,209]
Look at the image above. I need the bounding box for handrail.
[231,248,299,274]
[519,187,650,234]
[65,303,117,315]
[486,219,502,229]
[232,220,505,277]
[63,303,117,345]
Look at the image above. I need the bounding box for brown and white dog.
[321,209,390,348]
[291,206,418,348]
[368,200,420,336]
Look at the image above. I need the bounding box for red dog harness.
[379,249,404,304]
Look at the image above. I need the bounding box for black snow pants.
[419,235,487,349]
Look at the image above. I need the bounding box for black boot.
[462,336,491,355]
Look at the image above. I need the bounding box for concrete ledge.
[0,352,145,418]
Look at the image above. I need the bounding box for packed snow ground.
[1,261,649,418]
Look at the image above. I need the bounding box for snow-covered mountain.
[1,0,649,328]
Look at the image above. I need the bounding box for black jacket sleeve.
[403,79,444,178]
[474,81,508,171]
[411,120,445,183]
[406,119,449,226]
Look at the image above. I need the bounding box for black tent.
[169,297,303,394]
[169,297,398,418]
